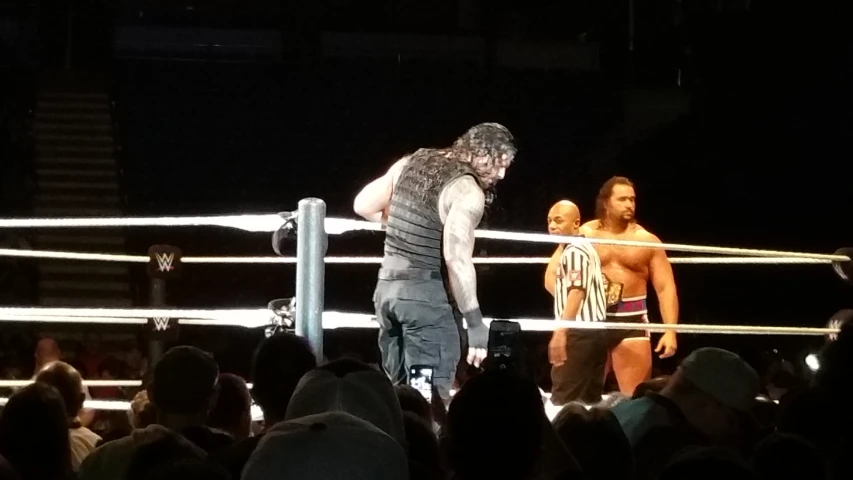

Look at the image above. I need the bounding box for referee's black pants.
[550,314,648,405]
[551,329,609,405]
[373,270,461,402]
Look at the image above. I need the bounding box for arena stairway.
[31,89,132,307]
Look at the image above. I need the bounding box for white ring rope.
[319,311,839,336]
[0,248,834,265]
[0,213,846,262]
[0,308,273,328]
[0,214,286,233]
[329,218,850,262]
[0,307,837,336]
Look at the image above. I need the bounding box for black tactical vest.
[383,149,477,271]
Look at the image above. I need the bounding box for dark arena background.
[0,0,850,422]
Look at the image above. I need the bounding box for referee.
[545,200,608,405]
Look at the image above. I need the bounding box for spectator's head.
[661,348,760,444]
[250,333,316,425]
[207,373,252,441]
[395,384,433,425]
[0,383,72,480]
[286,358,405,444]
[632,375,670,399]
[403,411,445,480]
[552,403,633,480]
[751,433,828,480]
[657,446,756,480]
[243,411,407,480]
[147,346,219,428]
[97,356,123,380]
[35,360,85,421]
[129,390,157,429]
[443,369,545,480]
[34,337,60,371]
[124,429,206,480]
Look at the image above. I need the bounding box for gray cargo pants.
[373,268,461,402]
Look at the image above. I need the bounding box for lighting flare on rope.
[325,218,850,262]
[0,212,846,261]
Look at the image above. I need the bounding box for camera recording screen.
[409,366,434,402]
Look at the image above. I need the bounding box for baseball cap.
[678,347,760,411]
[285,367,405,443]
[242,411,407,480]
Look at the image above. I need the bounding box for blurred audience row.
[0,323,850,480]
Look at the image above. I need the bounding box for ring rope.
[0,308,273,328]
[319,311,839,336]
[0,248,834,265]
[0,214,287,232]
[0,307,837,336]
[0,213,846,262]
[329,218,850,262]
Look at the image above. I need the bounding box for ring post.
[295,198,327,363]
[148,278,165,365]
[146,245,183,367]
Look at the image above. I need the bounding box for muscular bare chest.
[588,231,654,275]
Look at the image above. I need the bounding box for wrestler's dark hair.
[595,176,635,224]
[449,122,516,179]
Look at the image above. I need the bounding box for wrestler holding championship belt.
[581,176,679,396]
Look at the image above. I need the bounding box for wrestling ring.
[0,198,850,412]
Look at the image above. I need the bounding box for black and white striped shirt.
[553,238,608,323]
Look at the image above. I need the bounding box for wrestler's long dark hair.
[404,123,516,209]
[595,175,634,227]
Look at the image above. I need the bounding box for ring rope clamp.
[272,211,298,256]
[266,297,296,337]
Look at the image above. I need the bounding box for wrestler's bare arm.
[439,176,485,316]
[353,157,408,222]
[646,232,679,325]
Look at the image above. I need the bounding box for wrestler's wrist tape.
[463,308,485,329]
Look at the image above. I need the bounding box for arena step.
[36,144,114,155]
[39,296,133,307]
[36,156,116,167]
[36,101,110,112]
[37,92,110,102]
[34,122,112,133]
[33,206,123,217]
[34,133,114,143]
[34,112,111,122]
[40,280,130,293]
[34,234,125,247]
[39,263,131,277]
[38,180,119,191]
[35,193,121,205]
[36,168,118,179]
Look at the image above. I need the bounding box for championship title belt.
[602,274,623,308]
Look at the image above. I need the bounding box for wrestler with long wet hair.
[353,123,516,402]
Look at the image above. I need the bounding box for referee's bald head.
[548,200,581,235]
